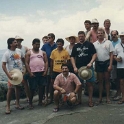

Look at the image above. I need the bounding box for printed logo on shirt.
[55,60,66,65]
[77,46,88,57]
[10,53,22,70]
[37,55,43,58]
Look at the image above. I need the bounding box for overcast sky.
[0,0,124,49]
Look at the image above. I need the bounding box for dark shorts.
[28,72,47,90]
[117,68,124,79]
[77,66,96,83]
[51,72,60,79]
[95,60,110,73]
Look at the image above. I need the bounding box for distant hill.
[0,49,6,55]
[0,49,7,82]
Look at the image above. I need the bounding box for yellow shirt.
[50,48,70,72]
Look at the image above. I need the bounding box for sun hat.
[15,36,24,41]
[9,69,23,85]
[92,18,99,24]
[65,35,79,43]
[78,66,92,80]
[120,32,124,36]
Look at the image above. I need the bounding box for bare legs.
[98,72,111,102]
[54,90,77,108]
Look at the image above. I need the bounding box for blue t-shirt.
[41,42,57,66]
[112,38,121,48]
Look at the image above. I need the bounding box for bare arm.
[53,85,66,94]
[73,75,82,93]
[109,52,113,67]
[43,51,48,76]
[87,53,97,68]
[2,62,12,80]
[50,59,53,74]
[108,52,113,71]
[25,50,33,76]
[74,84,81,94]
[85,30,91,41]
[71,57,78,73]
[114,55,122,62]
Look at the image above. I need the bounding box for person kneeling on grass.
[53,63,81,112]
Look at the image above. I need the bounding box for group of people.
[1,18,124,114]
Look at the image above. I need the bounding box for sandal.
[88,102,94,107]
[118,100,124,104]
[43,100,49,106]
[15,106,24,110]
[27,105,34,109]
[106,100,111,104]
[5,109,11,114]
[75,101,82,106]
[95,100,102,105]
[53,107,59,112]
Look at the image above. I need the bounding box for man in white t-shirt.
[93,28,114,104]
[15,36,30,103]
[65,35,78,73]
[114,32,124,104]
[2,38,25,114]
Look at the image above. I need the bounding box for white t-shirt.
[65,45,72,55]
[2,49,24,71]
[93,39,114,61]
[20,46,27,56]
[114,42,124,68]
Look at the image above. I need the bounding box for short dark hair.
[104,19,111,24]
[84,20,91,25]
[7,38,15,49]
[78,31,86,36]
[61,63,69,69]
[56,38,64,45]
[32,38,40,44]
[111,30,119,35]
[42,36,48,40]
[48,33,55,40]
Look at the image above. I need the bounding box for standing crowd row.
[2,18,124,114]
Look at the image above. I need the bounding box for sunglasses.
[111,34,117,36]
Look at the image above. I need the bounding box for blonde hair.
[97,27,105,34]
[97,27,108,39]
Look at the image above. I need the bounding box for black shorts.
[117,68,124,79]
[28,72,47,90]
[51,72,60,79]
[95,60,110,73]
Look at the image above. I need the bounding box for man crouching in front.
[53,63,81,112]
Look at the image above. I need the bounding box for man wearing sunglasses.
[114,32,124,104]
[111,30,121,101]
